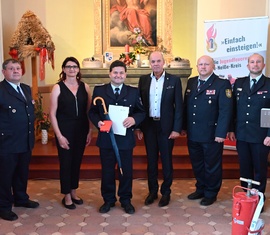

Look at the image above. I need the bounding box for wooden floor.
[29,136,250,180]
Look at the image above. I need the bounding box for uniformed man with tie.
[228,53,270,210]
[183,55,233,206]
[89,60,145,214]
[0,59,39,221]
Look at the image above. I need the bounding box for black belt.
[150,117,160,121]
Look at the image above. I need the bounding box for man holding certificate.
[89,60,145,214]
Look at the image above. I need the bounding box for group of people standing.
[0,51,269,221]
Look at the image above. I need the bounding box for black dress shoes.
[200,197,217,206]
[0,210,18,221]
[121,202,135,214]
[72,197,83,205]
[187,191,204,200]
[158,195,170,207]
[62,198,76,210]
[99,202,115,213]
[14,199,39,208]
[144,193,158,205]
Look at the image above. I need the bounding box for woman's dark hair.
[58,57,81,82]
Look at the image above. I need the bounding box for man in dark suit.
[228,53,270,203]
[137,51,183,207]
[183,55,232,206]
[0,59,39,221]
[89,60,145,214]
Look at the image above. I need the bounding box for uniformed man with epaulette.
[0,59,39,221]
[183,55,233,206]
[228,53,270,210]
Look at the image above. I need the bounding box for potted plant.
[35,93,51,144]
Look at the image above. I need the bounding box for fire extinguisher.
[232,177,265,235]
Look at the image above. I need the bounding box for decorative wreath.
[9,10,55,80]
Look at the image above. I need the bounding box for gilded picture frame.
[94,0,173,57]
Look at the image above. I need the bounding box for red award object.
[100,120,112,132]
[224,138,236,150]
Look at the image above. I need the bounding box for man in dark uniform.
[137,51,183,207]
[183,55,233,206]
[89,60,145,214]
[228,53,270,204]
[0,59,39,221]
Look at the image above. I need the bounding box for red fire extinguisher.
[232,177,265,235]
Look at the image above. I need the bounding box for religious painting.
[110,0,157,47]
[94,0,172,56]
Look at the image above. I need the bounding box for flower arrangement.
[119,52,136,66]
[35,93,51,131]
[38,113,51,130]
[119,28,149,66]
[118,28,170,66]
[128,28,149,55]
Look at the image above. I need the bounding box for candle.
[125,44,130,53]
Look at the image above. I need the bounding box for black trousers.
[100,148,133,205]
[56,133,86,195]
[143,120,174,196]
[0,151,31,211]
[237,140,269,194]
[188,140,223,198]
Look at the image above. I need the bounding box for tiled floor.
[0,179,269,235]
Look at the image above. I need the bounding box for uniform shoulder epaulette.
[129,84,138,88]
[236,77,246,80]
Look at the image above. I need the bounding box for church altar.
[80,67,192,95]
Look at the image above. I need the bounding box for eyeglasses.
[65,65,79,69]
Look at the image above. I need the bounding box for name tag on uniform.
[206,90,215,95]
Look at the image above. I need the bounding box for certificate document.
[108,105,129,136]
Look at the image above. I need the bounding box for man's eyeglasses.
[65,65,79,69]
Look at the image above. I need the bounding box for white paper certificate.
[108,105,129,136]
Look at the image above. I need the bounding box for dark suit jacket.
[231,75,270,143]
[138,72,183,135]
[89,83,146,150]
[183,73,233,142]
[0,79,35,153]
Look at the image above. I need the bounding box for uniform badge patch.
[226,89,232,98]
[206,90,215,95]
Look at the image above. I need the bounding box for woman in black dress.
[50,57,92,209]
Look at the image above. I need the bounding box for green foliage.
[35,93,51,131]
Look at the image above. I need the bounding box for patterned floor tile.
[0,179,269,235]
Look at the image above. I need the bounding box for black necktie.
[250,79,256,92]
[197,79,205,92]
[17,85,26,100]
[115,87,120,99]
